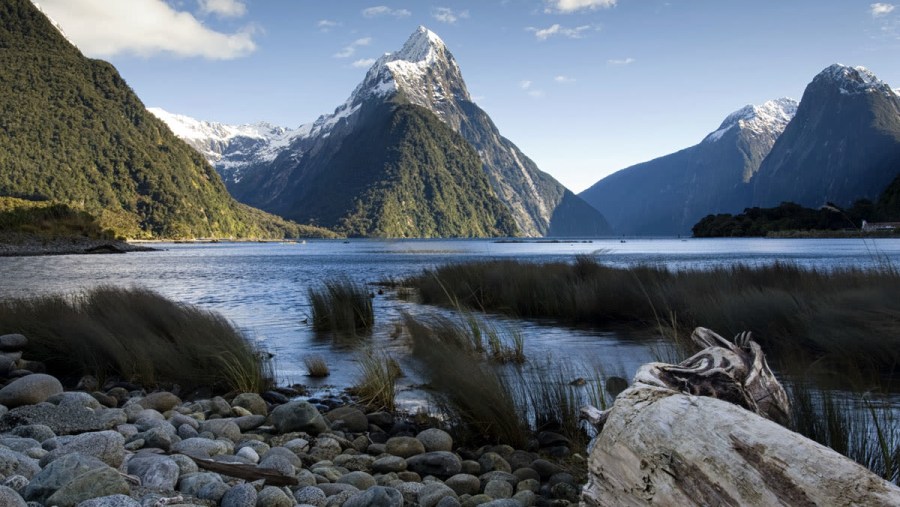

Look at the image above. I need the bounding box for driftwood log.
[580,327,900,506]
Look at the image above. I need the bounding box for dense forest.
[0,0,332,239]
[692,171,900,237]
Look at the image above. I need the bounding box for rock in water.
[580,327,900,506]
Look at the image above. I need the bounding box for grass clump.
[408,257,900,372]
[352,349,401,411]
[303,355,330,377]
[308,279,374,335]
[0,286,272,393]
[788,381,900,485]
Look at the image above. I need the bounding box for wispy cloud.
[352,58,376,68]
[317,19,341,31]
[334,37,373,58]
[871,3,896,17]
[432,7,469,24]
[607,57,635,65]
[520,80,544,98]
[34,0,256,59]
[554,75,576,83]
[362,6,412,18]
[197,0,246,18]
[545,0,616,13]
[528,24,593,41]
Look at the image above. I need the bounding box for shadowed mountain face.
[154,27,610,238]
[579,99,797,236]
[0,0,312,239]
[751,65,900,209]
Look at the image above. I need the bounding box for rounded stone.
[40,431,125,468]
[406,451,462,478]
[45,465,130,507]
[512,468,540,483]
[512,490,536,506]
[550,482,580,501]
[219,482,257,507]
[137,392,181,413]
[10,424,55,443]
[292,485,326,505]
[484,479,513,499]
[256,485,294,507]
[125,453,180,491]
[268,401,328,435]
[177,472,228,502]
[342,485,404,507]
[0,374,63,408]
[516,478,540,493]
[75,494,142,507]
[436,496,462,507]
[478,452,511,474]
[47,392,102,410]
[373,455,408,474]
[337,471,376,490]
[394,481,424,504]
[0,333,27,351]
[529,459,561,479]
[385,436,426,458]
[232,393,268,416]
[445,474,481,496]
[171,437,229,458]
[418,482,459,507]
[324,406,368,433]
[199,419,241,442]
[416,428,453,453]
[0,485,26,507]
[479,471,517,490]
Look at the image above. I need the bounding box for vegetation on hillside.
[0,0,333,239]
[0,197,114,240]
[693,170,900,237]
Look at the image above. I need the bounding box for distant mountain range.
[153,27,610,238]
[0,0,324,239]
[581,64,900,236]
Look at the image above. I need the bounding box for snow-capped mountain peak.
[814,64,895,97]
[704,98,798,143]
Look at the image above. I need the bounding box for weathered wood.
[181,453,299,486]
[580,327,900,506]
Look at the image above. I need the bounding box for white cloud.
[334,37,373,59]
[433,7,469,24]
[362,6,412,18]
[34,0,256,59]
[871,3,896,16]
[607,57,635,65]
[198,0,246,18]
[554,75,575,83]
[317,19,340,31]
[545,0,616,13]
[529,24,592,40]
[520,80,543,98]
[352,58,376,68]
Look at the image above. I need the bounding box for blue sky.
[36,0,900,192]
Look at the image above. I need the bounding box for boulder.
[0,448,40,479]
[126,453,180,491]
[24,453,107,504]
[418,482,458,507]
[268,400,328,435]
[406,451,462,478]
[343,485,404,507]
[256,485,294,507]
[0,485,26,507]
[75,494,142,507]
[220,483,257,507]
[0,333,27,351]
[177,472,228,502]
[45,465,130,507]
[0,404,125,435]
[232,393,268,416]
[40,431,125,468]
[0,374,63,407]
[385,436,425,458]
[324,406,368,433]
[417,428,453,452]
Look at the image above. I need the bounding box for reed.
[0,286,272,393]
[408,258,900,371]
[308,278,374,335]
[303,355,330,377]
[352,349,401,412]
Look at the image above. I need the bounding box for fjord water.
[2,238,899,397]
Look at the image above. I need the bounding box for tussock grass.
[788,380,900,485]
[352,349,401,411]
[303,355,330,377]
[0,286,272,393]
[308,279,374,335]
[408,257,900,371]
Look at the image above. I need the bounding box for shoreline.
[0,234,157,257]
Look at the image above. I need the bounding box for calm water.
[2,237,899,404]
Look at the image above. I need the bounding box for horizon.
[35,0,900,193]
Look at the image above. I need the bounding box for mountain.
[0,0,327,239]
[751,65,900,208]
[579,99,797,235]
[155,27,609,238]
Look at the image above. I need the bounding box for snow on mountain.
[148,107,293,165]
[815,64,896,97]
[30,1,73,46]
[704,98,798,143]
